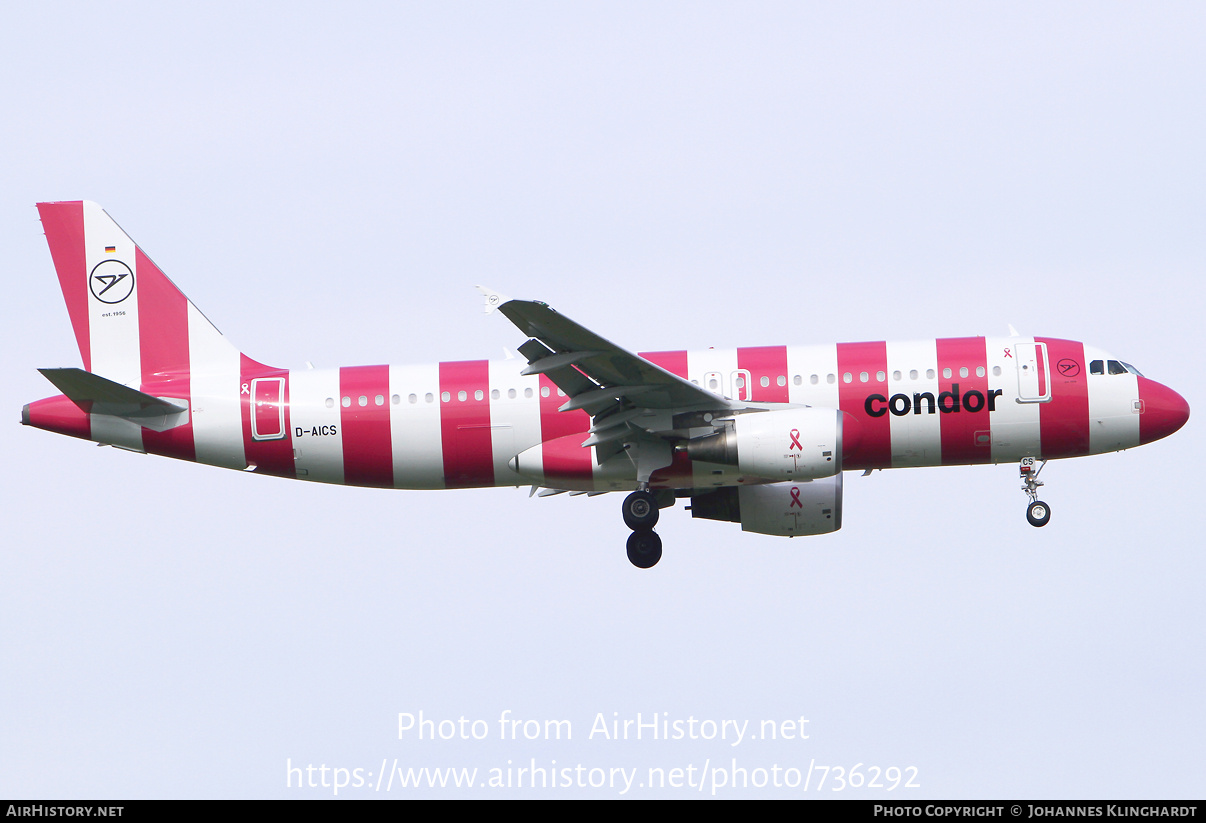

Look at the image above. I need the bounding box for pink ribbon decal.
[789,428,802,451]
[789,486,802,508]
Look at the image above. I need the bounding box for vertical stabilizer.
[33,201,269,468]
[37,201,241,385]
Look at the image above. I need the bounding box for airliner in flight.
[23,202,1190,567]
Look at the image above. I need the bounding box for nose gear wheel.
[1026,500,1051,527]
[1019,457,1051,528]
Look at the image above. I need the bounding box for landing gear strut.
[1019,457,1051,527]
[622,488,662,568]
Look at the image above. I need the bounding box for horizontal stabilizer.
[38,367,187,420]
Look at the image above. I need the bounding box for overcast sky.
[2,1,1203,798]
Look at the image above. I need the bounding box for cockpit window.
[1092,358,1144,377]
[1100,359,1143,377]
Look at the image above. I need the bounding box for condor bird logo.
[1056,359,1080,377]
[89,259,134,304]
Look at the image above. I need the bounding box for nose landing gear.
[623,488,662,568]
[1020,457,1051,527]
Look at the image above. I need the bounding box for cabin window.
[407,394,417,404]
[441,392,450,403]
[927,369,936,380]
[810,374,818,385]
[325,397,334,408]
[524,388,533,399]
[959,367,968,378]
[425,393,434,403]
[375,395,384,406]
[1108,360,1127,375]
[777,375,787,387]
[342,396,351,408]
[760,376,770,388]
[475,389,484,401]
[540,386,550,398]
[876,370,885,382]
[491,389,500,400]
[827,374,836,384]
[843,373,852,384]
[909,370,918,380]
[508,388,517,399]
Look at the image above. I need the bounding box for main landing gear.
[623,488,662,568]
[1019,457,1051,527]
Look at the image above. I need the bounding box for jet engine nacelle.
[685,408,846,481]
[689,475,843,537]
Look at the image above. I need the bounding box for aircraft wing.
[494,297,733,416]
[482,290,736,473]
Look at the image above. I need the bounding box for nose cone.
[1138,377,1190,445]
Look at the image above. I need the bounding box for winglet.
[475,285,512,315]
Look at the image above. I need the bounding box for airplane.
[23,201,1191,568]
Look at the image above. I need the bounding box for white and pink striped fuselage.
[21,202,1191,560]
[25,337,1187,492]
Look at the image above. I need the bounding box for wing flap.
[519,350,603,375]
[517,339,595,397]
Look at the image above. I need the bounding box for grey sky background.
[2,2,1203,798]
